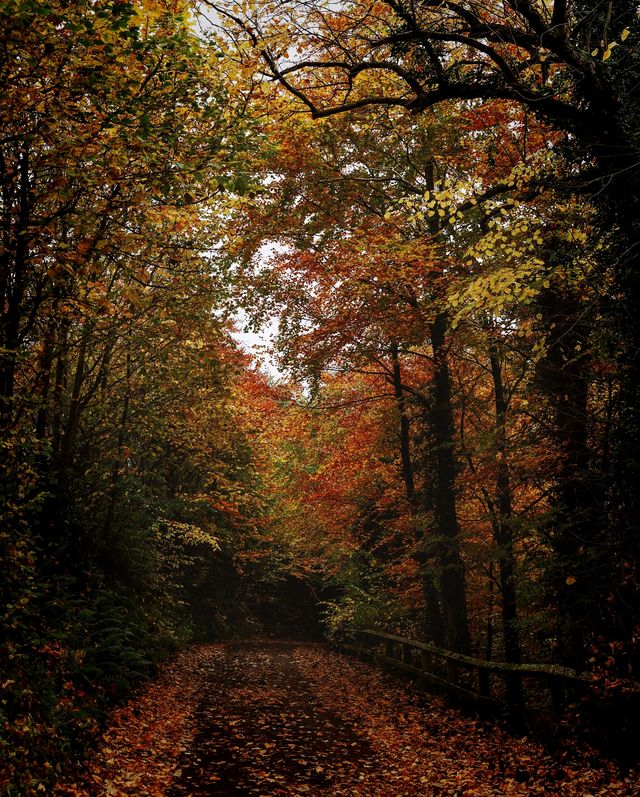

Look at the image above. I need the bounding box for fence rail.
[336,628,591,717]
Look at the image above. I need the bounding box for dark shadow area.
[189,571,333,642]
[245,577,330,640]
[168,642,374,796]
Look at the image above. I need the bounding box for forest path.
[63,642,635,797]
[164,641,625,797]
[168,641,377,796]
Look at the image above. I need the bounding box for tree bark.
[390,342,416,502]
[58,326,89,474]
[430,312,470,654]
[390,341,444,645]
[535,284,595,669]
[0,145,30,436]
[488,339,523,710]
[103,345,131,545]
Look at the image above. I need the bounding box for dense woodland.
[1,0,640,793]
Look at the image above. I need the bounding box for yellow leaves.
[593,28,631,60]
[388,178,478,229]
[121,287,143,308]
[448,255,550,326]
[132,0,185,28]
[602,45,614,61]
[158,521,221,551]
[569,228,588,244]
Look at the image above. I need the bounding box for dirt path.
[165,641,634,797]
[60,641,637,797]
[168,642,375,796]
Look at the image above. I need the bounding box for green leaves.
[0,1,277,791]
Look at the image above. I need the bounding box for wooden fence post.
[343,629,595,724]
[548,675,565,719]
[478,666,490,698]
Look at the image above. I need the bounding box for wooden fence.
[336,628,590,719]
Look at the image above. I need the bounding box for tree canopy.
[1,0,639,792]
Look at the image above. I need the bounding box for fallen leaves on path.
[291,646,637,796]
[58,642,638,796]
[55,646,214,797]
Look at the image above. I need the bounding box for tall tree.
[211,0,640,669]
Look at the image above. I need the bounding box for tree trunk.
[535,284,595,669]
[390,342,416,502]
[0,145,30,437]
[488,339,523,711]
[430,312,470,654]
[606,185,640,676]
[103,346,131,545]
[485,562,494,662]
[58,326,89,474]
[390,342,444,645]
[35,324,57,441]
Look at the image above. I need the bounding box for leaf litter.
[58,642,638,796]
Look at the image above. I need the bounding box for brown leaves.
[56,646,214,797]
[60,643,638,797]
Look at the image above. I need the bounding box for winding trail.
[168,642,376,796]
[163,642,632,797]
[64,641,637,796]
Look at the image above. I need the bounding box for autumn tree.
[0,2,279,791]
[210,0,640,673]
[222,93,563,658]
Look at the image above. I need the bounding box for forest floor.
[57,641,638,797]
